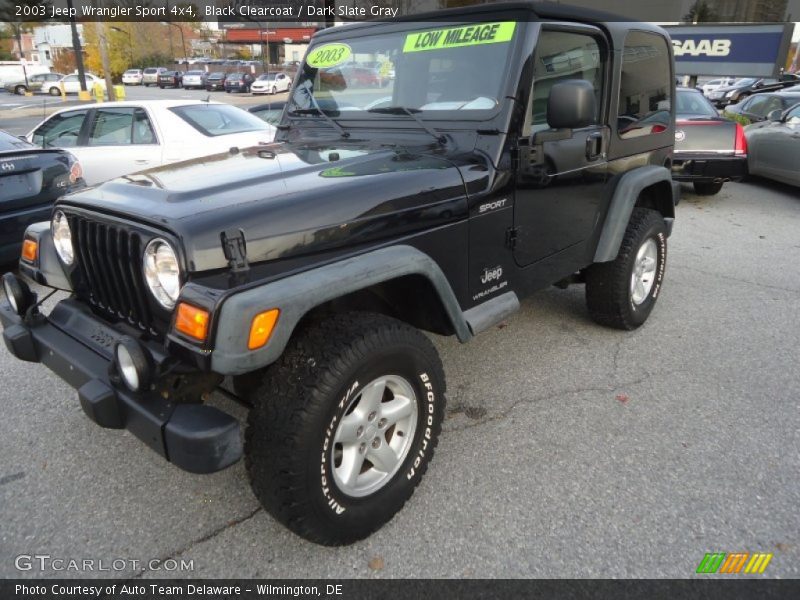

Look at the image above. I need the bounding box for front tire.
[14,85,26,95]
[272,86,277,95]
[49,87,60,96]
[245,312,446,545]
[585,208,667,330]
[693,181,723,195]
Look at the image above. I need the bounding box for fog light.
[114,337,151,392]
[2,272,34,316]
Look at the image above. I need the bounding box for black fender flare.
[594,165,676,263]
[210,245,472,375]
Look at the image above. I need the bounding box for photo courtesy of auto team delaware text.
[0,0,799,592]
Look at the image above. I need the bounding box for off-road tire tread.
[585,207,665,330]
[245,312,445,545]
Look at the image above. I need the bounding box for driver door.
[514,27,609,268]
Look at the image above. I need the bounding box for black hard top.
[315,1,634,41]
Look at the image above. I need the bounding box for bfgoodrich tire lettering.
[245,312,446,545]
[585,208,667,330]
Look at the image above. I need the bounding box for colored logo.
[696,552,773,574]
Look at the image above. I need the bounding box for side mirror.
[767,109,783,122]
[546,79,597,130]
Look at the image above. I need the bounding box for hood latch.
[221,229,249,273]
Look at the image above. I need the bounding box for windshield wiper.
[288,92,350,139]
[367,106,447,146]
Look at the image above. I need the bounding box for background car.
[181,70,208,89]
[224,72,254,93]
[121,69,143,85]
[700,77,735,97]
[250,72,292,95]
[47,73,106,96]
[671,87,747,196]
[205,72,227,91]
[248,101,286,125]
[708,74,800,108]
[724,92,800,125]
[337,65,386,88]
[158,70,183,89]
[142,67,167,86]
[25,100,276,185]
[0,129,84,265]
[744,102,800,187]
[3,72,64,95]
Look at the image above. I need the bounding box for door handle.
[134,159,150,164]
[585,132,603,161]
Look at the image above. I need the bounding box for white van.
[0,62,51,87]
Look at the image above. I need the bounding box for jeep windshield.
[288,22,518,120]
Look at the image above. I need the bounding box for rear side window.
[617,31,672,139]
[170,104,270,137]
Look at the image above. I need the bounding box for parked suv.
[224,71,254,93]
[158,70,183,89]
[142,67,167,86]
[2,3,678,547]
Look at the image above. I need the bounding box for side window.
[745,96,769,117]
[617,31,672,139]
[63,75,78,83]
[132,108,157,144]
[786,105,800,123]
[88,108,135,146]
[526,29,605,135]
[32,110,88,148]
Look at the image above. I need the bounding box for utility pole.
[66,0,87,91]
[95,21,116,101]
[12,23,29,87]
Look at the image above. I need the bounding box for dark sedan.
[745,102,800,187]
[224,72,254,93]
[723,92,800,125]
[205,72,227,91]
[0,130,84,266]
[707,74,800,108]
[671,88,747,196]
[158,71,183,89]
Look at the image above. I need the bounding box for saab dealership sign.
[665,24,793,77]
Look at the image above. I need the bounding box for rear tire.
[693,181,723,195]
[585,208,667,330]
[14,85,26,95]
[245,312,446,545]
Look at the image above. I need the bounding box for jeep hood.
[58,140,470,272]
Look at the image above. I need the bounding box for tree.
[683,1,718,23]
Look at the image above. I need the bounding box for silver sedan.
[745,103,800,187]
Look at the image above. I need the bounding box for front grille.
[68,214,160,335]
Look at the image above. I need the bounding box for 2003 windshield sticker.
[306,43,352,68]
[403,22,516,53]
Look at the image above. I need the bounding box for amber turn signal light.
[21,239,38,263]
[248,309,280,350]
[175,303,210,341]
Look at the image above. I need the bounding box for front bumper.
[672,154,747,183]
[0,295,242,474]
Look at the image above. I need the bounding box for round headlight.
[143,239,181,309]
[52,210,74,265]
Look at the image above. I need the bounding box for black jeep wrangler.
[1,3,678,545]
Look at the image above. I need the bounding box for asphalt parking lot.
[0,176,798,579]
